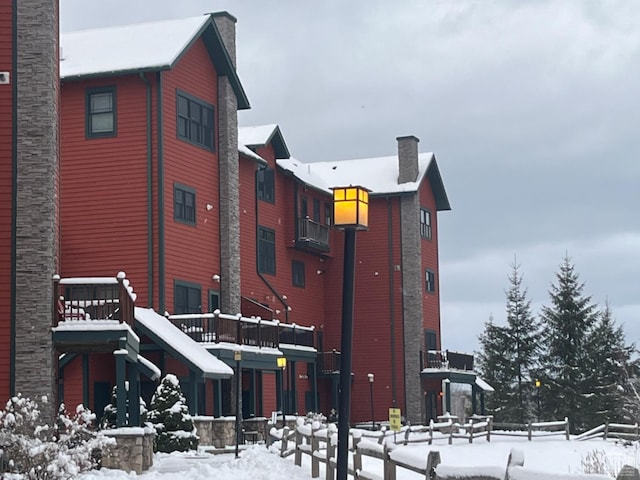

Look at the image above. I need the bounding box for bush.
[0,394,113,479]
[148,374,198,453]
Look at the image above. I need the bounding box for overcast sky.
[61,0,639,354]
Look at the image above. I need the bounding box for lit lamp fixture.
[331,185,370,230]
[535,378,541,422]
[277,357,287,425]
[332,185,370,480]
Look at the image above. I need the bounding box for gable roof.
[60,13,249,110]
[239,124,290,159]
[277,154,451,211]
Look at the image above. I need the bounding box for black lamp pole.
[368,373,375,430]
[336,227,357,480]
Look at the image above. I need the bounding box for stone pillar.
[212,12,237,67]
[398,136,423,424]
[217,57,240,313]
[14,0,60,422]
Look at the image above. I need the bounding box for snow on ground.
[77,435,640,480]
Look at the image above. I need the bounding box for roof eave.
[61,65,170,82]
[426,156,452,211]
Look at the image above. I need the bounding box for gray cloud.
[61,0,640,352]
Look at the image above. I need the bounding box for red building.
[0,10,489,427]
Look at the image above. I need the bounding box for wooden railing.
[297,217,330,249]
[53,272,136,327]
[279,323,315,348]
[422,349,474,371]
[317,350,341,374]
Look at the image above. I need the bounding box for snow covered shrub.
[581,449,620,476]
[0,394,113,479]
[148,374,198,453]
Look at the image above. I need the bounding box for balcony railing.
[317,350,341,374]
[423,350,474,371]
[53,272,136,327]
[297,217,330,251]
[279,323,315,348]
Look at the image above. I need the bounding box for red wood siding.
[0,0,12,402]
[60,75,151,304]
[161,37,220,314]
[420,180,441,343]
[262,371,277,415]
[61,356,83,413]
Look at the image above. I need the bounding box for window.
[177,91,215,150]
[257,167,275,203]
[300,197,308,218]
[324,203,332,226]
[425,330,438,350]
[258,226,276,275]
[208,290,220,312]
[420,208,432,240]
[174,184,196,225]
[312,199,321,222]
[175,281,201,314]
[86,87,116,138]
[425,269,436,293]
[292,260,305,287]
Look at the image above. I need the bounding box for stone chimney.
[397,135,420,184]
[212,11,237,68]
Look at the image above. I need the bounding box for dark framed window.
[324,203,332,226]
[312,199,321,222]
[420,208,432,240]
[425,269,436,293]
[300,197,308,218]
[86,87,116,138]
[257,167,275,203]
[292,260,305,287]
[177,90,215,150]
[208,290,220,312]
[174,184,196,225]
[425,329,438,351]
[175,281,201,314]
[258,226,276,275]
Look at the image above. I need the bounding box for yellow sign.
[389,408,402,432]
[234,351,242,362]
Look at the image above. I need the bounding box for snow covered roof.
[277,153,451,210]
[135,307,233,379]
[239,141,267,165]
[239,124,290,159]
[475,376,495,392]
[60,13,249,109]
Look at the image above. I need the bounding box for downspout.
[139,72,153,307]
[9,0,17,396]
[387,197,397,406]
[156,72,165,312]
[254,166,289,323]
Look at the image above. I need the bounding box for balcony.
[317,350,341,375]
[279,323,315,348]
[422,350,474,372]
[296,217,330,252]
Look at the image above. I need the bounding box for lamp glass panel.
[334,200,357,226]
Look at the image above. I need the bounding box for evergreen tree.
[99,386,148,430]
[148,374,198,452]
[477,315,512,420]
[539,255,599,433]
[585,302,638,425]
[502,261,540,423]
[477,261,540,424]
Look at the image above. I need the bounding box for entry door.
[93,382,112,424]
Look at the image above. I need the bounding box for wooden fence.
[492,418,570,440]
[576,422,640,442]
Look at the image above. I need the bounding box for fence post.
[635,423,639,441]
[280,426,289,457]
[403,427,410,446]
[352,436,362,473]
[604,422,609,440]
[487,416,492,442]
[428,419,434,445]
[294,428,302,466]
[468,418,474,444]
[564,417,570,440]
[383,443,396,480]
[311,426,320,478]
[426,451,441,480]
[527,421,532,441]
[326,432,336,480]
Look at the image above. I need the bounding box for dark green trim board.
[156,72,165,312]
[140,73,154,308]
[9,0,17,396]
[82,355,90,407]
[387,197,397,406]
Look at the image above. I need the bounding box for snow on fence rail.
[492,417,570,440]
[576,422,640,442]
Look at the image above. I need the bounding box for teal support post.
[115,351,127,427]
[128,361,140,426]
[188,370,198,415]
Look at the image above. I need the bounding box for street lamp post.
[535,379,541,422]
[332,185,369,480]
[277,357,287,427]
[234,350,242,458]
[368,373,375,431]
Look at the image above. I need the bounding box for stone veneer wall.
[194,416,236,448]
[101,429,154,474]
[14,0,59,421]
[214,14,241,315]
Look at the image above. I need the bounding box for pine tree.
[477,315,512,420]
[502,261,540,423]
[148,374,198,452]
[539,255,599,433]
